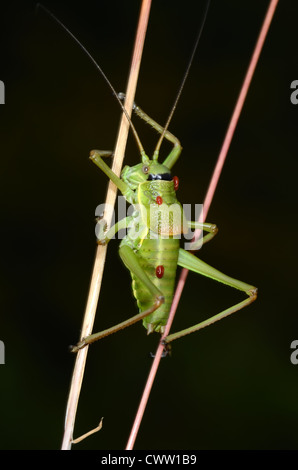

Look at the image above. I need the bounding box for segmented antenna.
[36,4,146,157]
[154,0,211,158]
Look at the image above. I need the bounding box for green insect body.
[119,159,188,333]
[71,100,257,354]
[111,153,188,335]
[130,238,180,334]
[127,178,184,334]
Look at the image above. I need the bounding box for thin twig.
[126,0,279,450]
[71,418,104,444]
[61,0,152,450]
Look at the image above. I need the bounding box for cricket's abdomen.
[131,237,180,333]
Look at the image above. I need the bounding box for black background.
[0,0,297,450]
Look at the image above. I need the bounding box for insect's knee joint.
[89,150,113,160]
[248,287,258,300]
[89,150,98,159]
[156,295,165,307]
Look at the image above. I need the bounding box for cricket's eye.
[142,165,149,174]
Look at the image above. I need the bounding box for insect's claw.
[162,344,171,357]
[118,92,137,110]
[95,219,108,245]
[97,239,107,246]
[161,339,172,357]
[149,345,170,359]
[95,211,104,224]
[69,339,86,353]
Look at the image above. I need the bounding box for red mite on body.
[156,196,163,205]
[155,265,164,279]
[173,176,179,191]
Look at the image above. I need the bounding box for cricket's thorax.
[137,180,188,237]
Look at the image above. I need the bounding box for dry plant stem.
[126,0,279,451]
[61,0,152,450]
[72,418,104,445]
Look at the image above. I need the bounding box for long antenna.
[36,4,146,158]
[154,0,211,158]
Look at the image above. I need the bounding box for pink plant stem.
[126,0,279,451]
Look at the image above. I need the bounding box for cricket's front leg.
[186,221,218,250]
[95,216,134,246]
[90,150,134,201]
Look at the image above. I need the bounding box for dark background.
[0,0,297,450]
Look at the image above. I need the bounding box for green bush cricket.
[43,4,257,355]
[71,97,257,352]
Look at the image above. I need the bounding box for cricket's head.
[121,158,172,190]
